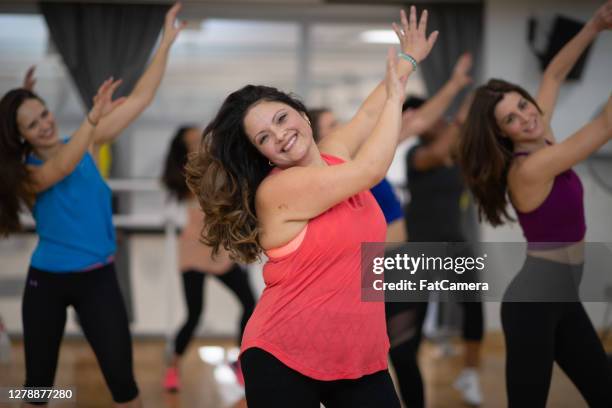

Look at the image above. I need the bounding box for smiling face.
[16,98,59,149]
[493,91,543,143]
[243,100,314,168]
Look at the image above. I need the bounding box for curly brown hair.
[185,85,310,263]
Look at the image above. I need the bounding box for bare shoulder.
[255,168,298,211]
[255,171,309,250]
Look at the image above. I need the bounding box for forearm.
[432,124,459,157]
[52,119,96,175]
[543,21,599,82]
[412,125,459,171]
[529,115,611,182]
[354,99,403,180]
[130,42,171,104]
[563,116,611,164]
[93,43,171,143]
[359,59,416,124]
[417,79,464,130]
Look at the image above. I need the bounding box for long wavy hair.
[457,79,542,226]
[0,88,41,236]
[161,126,198,201]
[185,85,310,263]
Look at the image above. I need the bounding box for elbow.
[542,70,564,85]
[404,117,426,137]
[354,157,386,189]
[57,161,78,179]
[367,162,387,187]
[132,93,154,110]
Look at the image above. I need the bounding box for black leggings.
[436,300,484,341]
[174,264,256,355]
[240,348,401,408]
[385,300,483,408]
[502,257,612,407]
[22,263,138,404]
[385,301,428,408]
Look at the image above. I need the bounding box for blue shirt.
[27,141,116,272]
[370,178,404,224]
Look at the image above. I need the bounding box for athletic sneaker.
[230,360,245,387]
[163,366,180,392]
[453,368,482,406]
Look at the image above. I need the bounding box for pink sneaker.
[163,367,180,392]
[230,360,245,387]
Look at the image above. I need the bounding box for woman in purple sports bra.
[458,1,612,406]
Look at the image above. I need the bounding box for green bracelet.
[398,52,417,72]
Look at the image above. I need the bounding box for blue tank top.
[26,141,116,272]
[370,178,404,224]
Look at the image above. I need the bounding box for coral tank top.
[241,154,389,380]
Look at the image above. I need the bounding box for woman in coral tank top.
[185,7,437,407]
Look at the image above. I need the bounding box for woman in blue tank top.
[458,2,612,406]
[0,4,184,406]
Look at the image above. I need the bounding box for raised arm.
[22,66,36,91]
[92,2,185,145]
[517,93,612,185]
[258,49,407,226]
[410,92,473,171]
[537,0,612,126]
[321,6,438,159]
[28,79,124,192]
[399,53,472,141]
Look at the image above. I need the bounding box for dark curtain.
[39,2,168,108]
[417,2,484,115]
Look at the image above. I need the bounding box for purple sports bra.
[512,148,586,249]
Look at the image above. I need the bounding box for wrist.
[584,18,602,35]
[87,112,99,127]
[386,95,403,106]
[398,51,418,71]
[402,49,423,64]
[449,76,467,91]
[159,39,173,52]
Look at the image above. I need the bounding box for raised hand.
[88,78,126,125]
[385,47,408,104]
[451,53,473,88]
[392,6,439,63]
[161,2,187,47]
[22,66,36,91]
[591,0,612,32]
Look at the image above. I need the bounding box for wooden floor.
[1,333,610,407]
